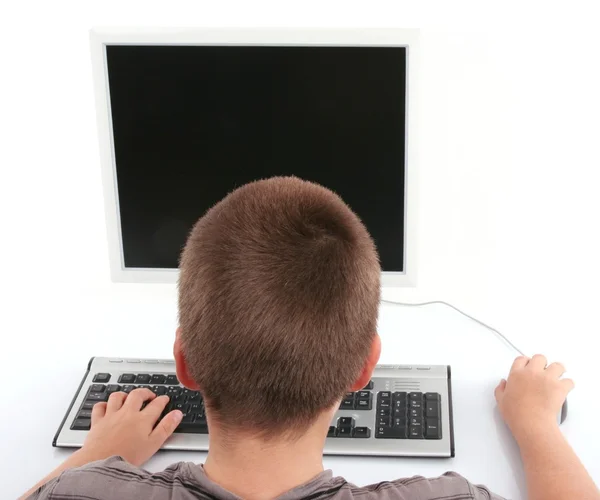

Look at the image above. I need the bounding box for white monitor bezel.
[90,28,419,286]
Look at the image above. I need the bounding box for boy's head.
[175,176,381,435]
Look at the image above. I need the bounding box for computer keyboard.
[54,358,455,458]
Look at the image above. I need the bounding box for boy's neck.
[202,414,332,500]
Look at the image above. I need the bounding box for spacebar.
[174,423,208,434]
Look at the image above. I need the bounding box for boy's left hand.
[79,388,183,466]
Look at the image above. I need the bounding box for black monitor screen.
[106,45,406,271]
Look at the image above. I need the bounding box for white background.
[1,1,600,498]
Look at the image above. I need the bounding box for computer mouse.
[559,398,568,424]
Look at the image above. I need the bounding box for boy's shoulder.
[28,456,195,500]
[29,457,505,500]
[340,472,505,500]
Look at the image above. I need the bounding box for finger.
[561,378,575,393]
[142,395,170,422]
[106,392,128,413]
[494,379,506,402]
[546,362,566,378]
[527,354,547,371]
[510,356,530,371]
[91,402,107,426]
[123,388,156,411]
[150,410,183,447]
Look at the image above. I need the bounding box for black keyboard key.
[151,374,167,384]
[118,374,136,384]
[175,417,208,434]
[121,385,136,393]
[175,403,190,415]
[181,412,195,423]
[425,392,441,401]
[137,385,150,390]
[87,392,108,402]
[425,418,442,439]
[153,386,168,396]
[337,426,352,437]
[425,401,440,418]
[410,408,423,418]
[166,374,179,385]
[167,386,182,396]
[393,417,407,428]
[378,416,390,426]
[327,426,337,437]
[174,412,209,433]
[378,408,390,417]
[187,391,201,402]
[393,391,407,402]
[340,392,354,409]
[190,403,201,412]
[378,391,391,400]
[409,392,423,401]
[81,401,96,410]
[93,373,110,383]
[394,399,407,410]
[425,419,442,439]
[194,413,207,425]
[356,398,372,410]
[71,418,91,430]
[363,380,374,390]
[90,384,106,393]
[395,426,408,438]
[410,400,423,409]
[353,427,370,438]
[357,391,370,399]
[340,398,354,409]
[77,410,93,419]
[376,426,407,438]
[106,384,121,394]
[338,417,353,428]
[409,425,423,439]
[409,418,424,439]
[175,422,208,434]
[378,399,391,408]
[135,374,151,384]
[394,406,407,418]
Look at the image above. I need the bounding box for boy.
[23,177,598,500]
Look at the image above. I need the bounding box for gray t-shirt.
[29,456,505,500]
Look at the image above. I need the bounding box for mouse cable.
[380,299,527,357]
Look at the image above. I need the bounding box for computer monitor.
[90,28,418,286]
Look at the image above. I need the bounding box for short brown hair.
[178,176,380,434]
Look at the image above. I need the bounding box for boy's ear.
[173,327,201,391]
[350,334,381,392]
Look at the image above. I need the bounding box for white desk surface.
[3,301,599,499]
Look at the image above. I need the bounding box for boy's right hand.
[495,354,574,442]
[80,388,183,467]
